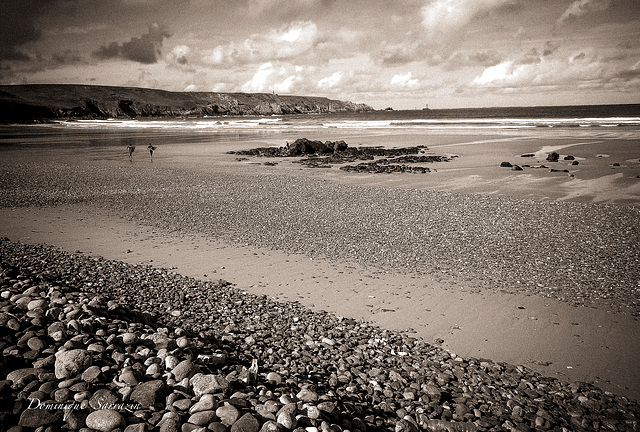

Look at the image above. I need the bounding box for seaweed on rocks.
[1,238,639,431]
[229,138,450,173]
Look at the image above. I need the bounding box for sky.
[1,0,639,109]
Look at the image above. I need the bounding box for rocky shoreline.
[1,238,638,432]
[229,138,452,173]
[0,85,373,122]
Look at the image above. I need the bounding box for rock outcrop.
[0,84,373,122]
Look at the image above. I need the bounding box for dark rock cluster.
[229,139,450,173]
[1,239,639,432]
[500,153,581,174]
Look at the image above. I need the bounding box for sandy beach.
[1,123,639,408]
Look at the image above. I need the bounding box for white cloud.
[184,84,197,91]
[391,72,419,89]
[243,62,275,92]
[242,62,304,93]
[317,71,343,90]
[471,52,632,90]
[277,75,298,93]
[421,0,513,41]
[473,62,517,85]
[167,45,190,64]
[203,21,318,65]
[558,0,612,25]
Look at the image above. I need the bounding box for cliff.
[0,84,373,122]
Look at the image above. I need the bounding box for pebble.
[191,373,229,397]
[0,239,638,432]
[85,409,125,431]
[131,379,168,408]
[190,394,218,413]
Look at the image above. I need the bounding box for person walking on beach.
[147,144,156,160]
[127,143,135,161]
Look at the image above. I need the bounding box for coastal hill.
[0,84,373,122]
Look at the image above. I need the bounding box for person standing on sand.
[147,144,156,160]
[127,144,135,161]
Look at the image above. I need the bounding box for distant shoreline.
[0,83,374,123]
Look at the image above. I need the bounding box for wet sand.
[1,126,639,401]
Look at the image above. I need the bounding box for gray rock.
[217,403,240,426]
[124,423,149,432]
[188,409,217,426]
[54,349,92,379]
[172,359,198,381]
[18,404,63,428]
[231,413,261,432]
[189,394,218,413]
[86,409,125,432]
[191,373,229,397]
[6,368,44,386]
[81,365,103,383]
[131,379,168,408]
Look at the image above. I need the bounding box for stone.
[89,388,119,410]
[546,152,560,162]
[120,368,140,385]
[173,359,198,381]
[217,403,241,426]
[266,372,283,385]
[189,394,218,413]
[86,409,125,431]
[54,349,92,379]
[131,379,169,408]
[209,422,229,432]
[122,332,139,344]
[191,373,229,397]
[125,423,148,432]
[27,336,47,351]
[396,418,419,432]
[296,388,318,402]
[147,332,177,350]
[158,417,181,432]
[27,298,47,310]
[500,161,513,167]
[188,409,217,426]
[18,404,63,428]
[172,398,194,411]
[276,410,297,429]
[259,421,283,432]
[6,368,44,386]
[82,365,103,383]
[231,413,261,432]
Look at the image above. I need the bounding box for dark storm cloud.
[93,24,172,64]
[0,0,49,62]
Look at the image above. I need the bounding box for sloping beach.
[1,117,639,430]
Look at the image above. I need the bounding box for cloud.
[167,45,190,65]
[51,50,84,66]
[473,62,518,85]
[93,23,172,64]
[0,0,48,62]
[557,0,612,25]
[391,72,419,89]
[420,0,515,42]
[242,62,303,93]
[471,49,640,91]
[377,41,429,66]
[317,71,343,90]
[203,21,318,66]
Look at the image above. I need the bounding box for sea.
[1,104,640,150]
